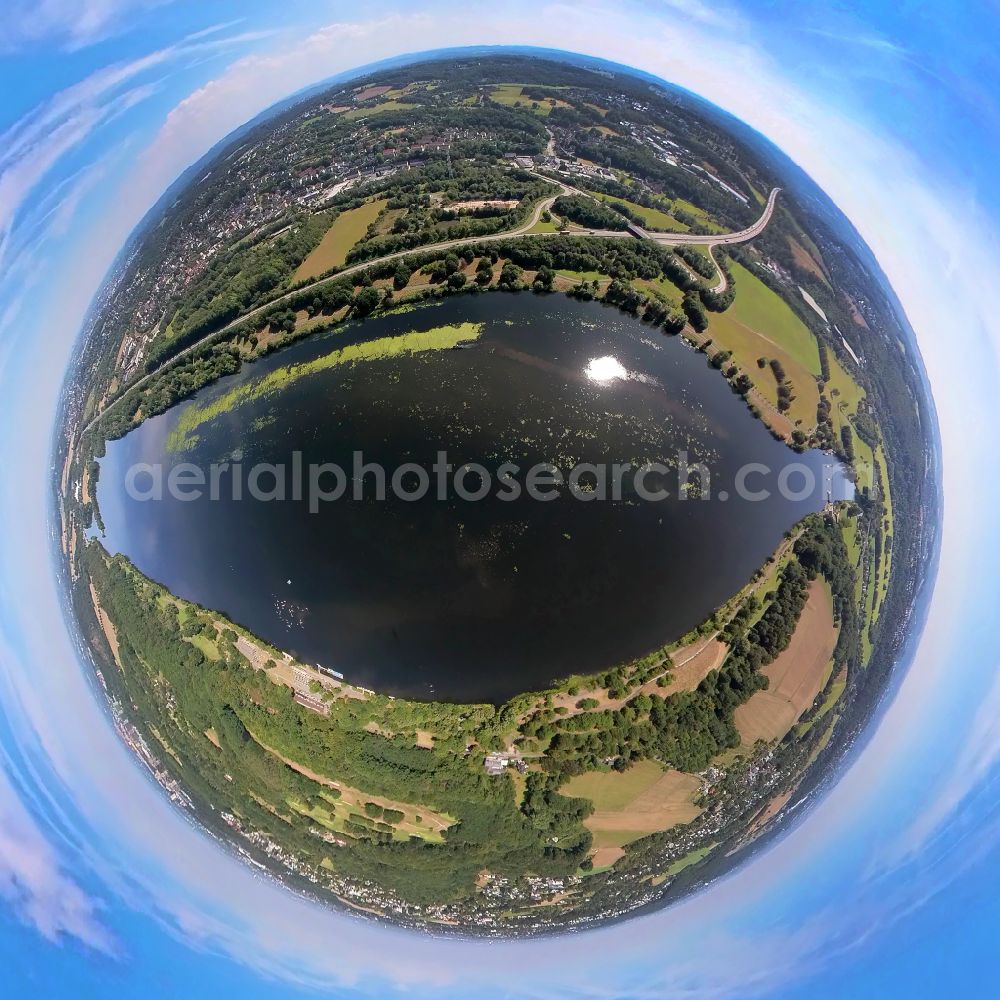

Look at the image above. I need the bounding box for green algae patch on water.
[165,322,484,453]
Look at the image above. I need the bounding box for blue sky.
[2,2,1000,997]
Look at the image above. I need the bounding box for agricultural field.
[341,100,418,121]
[295,199,389,280]
[707,261,822,427]
[735,580,839,745]
[787,235,832,286]
[728,262,822,373]
[562,761,702,866]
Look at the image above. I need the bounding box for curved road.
[83,183,779,437]
[638,186,781,295]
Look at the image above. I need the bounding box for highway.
[81,181,779,438]
[632,186,781,294]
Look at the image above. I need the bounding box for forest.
[79,509,854,910]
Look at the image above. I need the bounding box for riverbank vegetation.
[58,52,934,934]
[77,509,858,924]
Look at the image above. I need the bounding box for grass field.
[735,580,839,745]
[811,715,839,758]
[860,532,878,664]
[595,193,688,232]
[556,267,605,283]
[674,198,725,233]
[563,761,667,811]
[294,199,388,281]
[683,243,716,263]
[291,793,447,845]
[706,262,822,428]
[798,668,847,736]
[591,828,650,849]
[635,276,683,307]
[872,445,894,621]
[341,101,418,121]
[852,435,893,651]
[787,236,831,286]
[842,514,865,605]
[745,543,798,631]
[677,244,719,286]
[562,761,702,856]
[824,350,866,439]
[489,84,571,115]
[187,633,220,661]
[543,635,725,723]
[376,207,406,235]
[854,434,876,495]
[728,262,821,373]
[665,843,716,877]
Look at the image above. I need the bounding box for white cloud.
[802,27,912,57]
[0,754,115,952]
[658,0,735,29]
[0,27,277,315]
[0,47,176,271]
[0,0,173,52]
[891,667,1000,860]
[1,2,999,996]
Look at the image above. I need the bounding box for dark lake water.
[97,294,850,703]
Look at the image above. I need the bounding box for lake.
[97,294,850,703]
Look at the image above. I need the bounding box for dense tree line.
[675,245,716,279]
[539,514,859,785]
[148,212,336,369]
[539,560,815,776]
[84,546,593,907]
[95,229,723,444]
[552,194,629,231]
